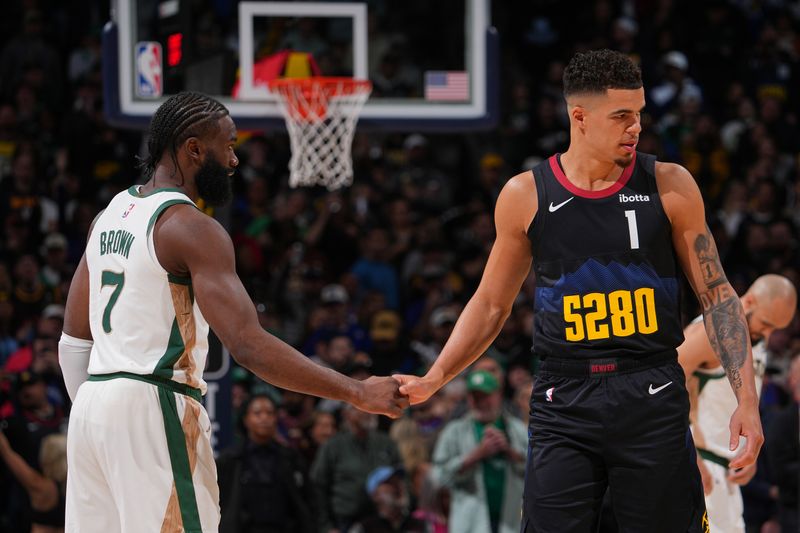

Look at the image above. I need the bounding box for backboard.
[104,0,498,131]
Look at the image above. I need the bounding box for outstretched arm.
[658,162,762,469]
[0,432,55,507]
[395,172,537,403]
[155,205,406,417]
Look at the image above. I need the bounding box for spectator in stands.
[0,9,62,107]
[300,408,338,465]
[394,134,453,213]
[0,431,66,533]
[369,310,412,375]
[39,234,72,293]
[766,353,800,533]
[6,371,64,466]
[410,306,458,370]
[28,331,66,409]
[511,380,533,422]
[276,389,317,449]
[304,283,370,355]
[351,228,400,309]
[390,393,446,461]
[649,51,702,120]
[10,255,53,331]
[431,369,527,533]
[411,468,449,533]
[0,145,50,237]
[350,465,426,533]
[311,402,402,532]
[0,296,18,365]
[1,369,64,532]
[310,333,357,376]
[217,394,315,533]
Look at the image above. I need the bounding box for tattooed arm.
[656,162,763,470]
[692,231,752,394]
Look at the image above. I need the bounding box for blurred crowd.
[1,0,800,532]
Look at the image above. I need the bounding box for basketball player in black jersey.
[393,49,762,532]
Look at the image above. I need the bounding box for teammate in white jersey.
[57,92,408,533]
[678,274,796,533]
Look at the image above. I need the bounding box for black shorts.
[522,353,708,533]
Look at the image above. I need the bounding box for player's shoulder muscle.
[496,170,538,235]
[154,203,234,274]
[654,161,703,225]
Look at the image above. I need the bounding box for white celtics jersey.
[85,185,209,394]
[693,316,767,461]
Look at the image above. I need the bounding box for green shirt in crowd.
[473,417,508,530]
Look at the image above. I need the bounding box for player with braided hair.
[59,92,407,532]
[139,91,229,180]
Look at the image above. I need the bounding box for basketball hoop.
[268,77,372,190]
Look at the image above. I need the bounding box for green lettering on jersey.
[99,229,135,259]
[122,233,134,258]
[111,230,120,254]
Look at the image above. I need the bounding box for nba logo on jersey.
[545,387,554,402]
[136,42,163,98]
[122,203,135,218]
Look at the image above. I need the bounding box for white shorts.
[66,377,219,533]
[702,458,744,533]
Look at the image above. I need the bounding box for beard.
[745,311,761,344]
[195,156,233,206]
[614,153,635,168]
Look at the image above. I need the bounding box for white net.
[268,78,372,190]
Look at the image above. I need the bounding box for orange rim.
[267,77,372,120]
[267,76,372,95]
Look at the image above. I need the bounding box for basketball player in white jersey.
[57,92,408,533]
[678,274,796,533]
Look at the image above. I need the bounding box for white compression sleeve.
[58,332,93,402]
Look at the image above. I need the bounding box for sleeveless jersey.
[528,152,684,360]
[85,186,209,393]
[693,314,767,461]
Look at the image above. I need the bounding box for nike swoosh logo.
[548,197,574,212]
[648,381,673,395]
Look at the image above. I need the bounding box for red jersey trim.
[548,152,637,199]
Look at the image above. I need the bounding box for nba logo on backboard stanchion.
[136,42,163,98]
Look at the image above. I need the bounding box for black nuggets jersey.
[528,152,684,360]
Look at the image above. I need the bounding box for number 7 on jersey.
[101,270,125,333]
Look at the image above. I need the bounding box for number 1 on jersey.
[624,210,639,249]
[101,270,125,333]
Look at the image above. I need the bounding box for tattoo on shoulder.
[694,227,748,391]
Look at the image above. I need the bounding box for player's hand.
[727,400,764,470]
[696,454,714,495]
[393,371,443,405]
[355,376,409,418]
[727,461,757,486]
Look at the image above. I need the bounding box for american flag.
[424,71,469,101]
